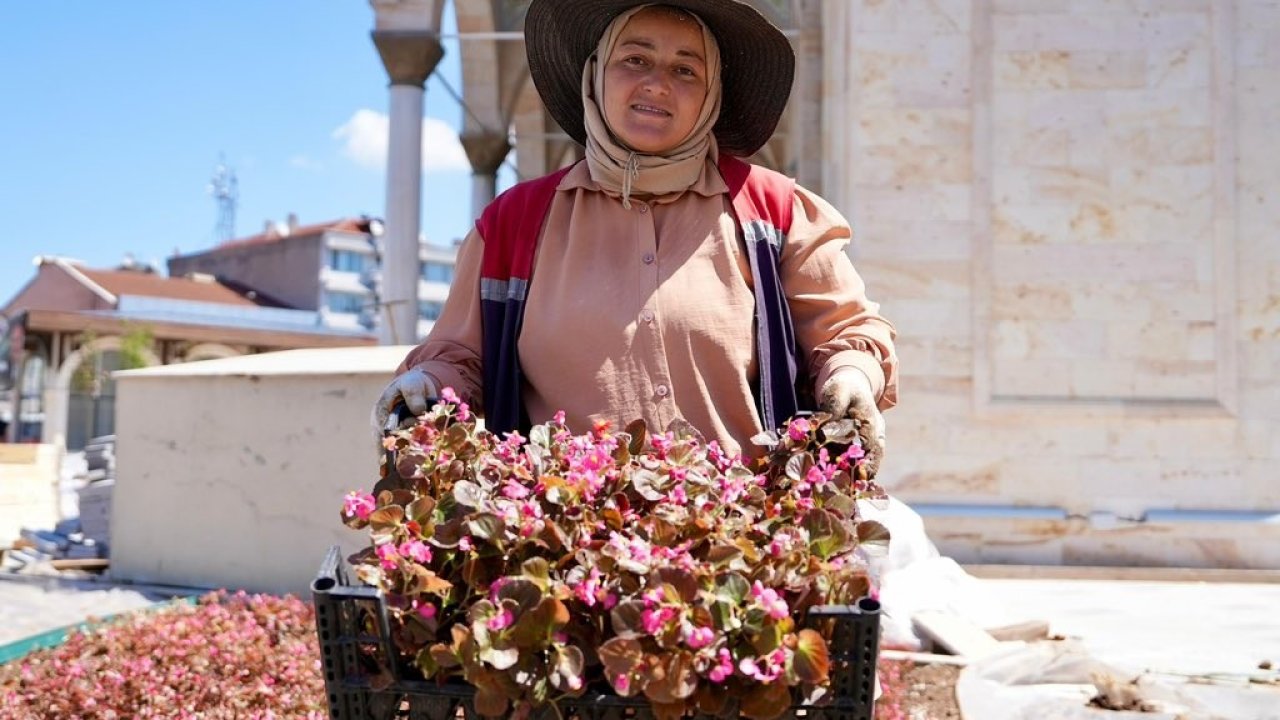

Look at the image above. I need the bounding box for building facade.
[367,0,1280,567]
[167,216,458,344]
[1,256,376,450]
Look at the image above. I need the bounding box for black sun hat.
[524,0,795,158]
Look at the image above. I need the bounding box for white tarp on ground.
[957,641,1280,720]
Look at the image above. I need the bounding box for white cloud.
[289,154,324,171]
[333,109,470,173]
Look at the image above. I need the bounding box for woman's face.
[602,8,709,154]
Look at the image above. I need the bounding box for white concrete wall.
[109,347,408,595]
[824,0,1280,567]
[0,444,60,547]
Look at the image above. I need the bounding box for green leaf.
[856,520,891,556]
[740,680,792,720]
[715,573,750,604]
[792,628,831,685]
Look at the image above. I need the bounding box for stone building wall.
[829,0,1279,567]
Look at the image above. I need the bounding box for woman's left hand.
[819,369,886,470]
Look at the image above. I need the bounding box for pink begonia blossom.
[458,536,473,552]
[416,603,436,620]
[708,648,734,682]
[487,608,515,631]
[575,568,605,607]
[399,540,432,564]
[787,416,811,442]
[376,543,400,571]
[615,673,631,694]
[683,625,715,650]
[343,491,376,520]
[553,410,566,425]
[750,581,790,620]
[501,479,530,499]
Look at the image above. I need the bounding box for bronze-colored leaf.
[695,681,729,716]
[610,600,646,638]
[625,418,649,455]
[855,520,891,556]
[598,637,643,681]
[793,628,831,685]
[643,651,698,703]
[369,505,404,530]
[739,680,792,720]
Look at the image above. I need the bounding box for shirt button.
[642,253,655,264]
[640,309,654,323]
[655,384,670,397]
[638,203,649,213]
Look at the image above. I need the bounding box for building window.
[327,292,365,314]
[329,249,369,273]
[421,261,453,284]
[419,300,444,321]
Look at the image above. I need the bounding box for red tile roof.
[212,218,369,252]
[77,268,260,307]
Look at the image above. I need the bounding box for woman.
[374,0,897,461]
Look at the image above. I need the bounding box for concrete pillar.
[460,130,512,219]
[372,30,444,345]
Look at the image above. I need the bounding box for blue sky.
[0,2,491,304]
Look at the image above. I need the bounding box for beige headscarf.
[582,5,722,208]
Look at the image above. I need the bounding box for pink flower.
[614,673,631,694]
[787,417,811,442]
[399,540,432,564]
[501,479,530,499]
[343,491,376,520]
[441,386,460,404]
[739,657,761,678]
[376,543,399,571]
[416,603,436,620]
[458,536,473,553]
[708,649,734,682]
[750,581,790,621]
[553,410,566,425]
[684,625,715,650]
[487,608,515,631]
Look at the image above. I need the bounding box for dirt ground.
[893,663,963,720]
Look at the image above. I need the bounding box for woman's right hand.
[371,367,438,437]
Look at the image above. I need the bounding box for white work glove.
[819,369,886,474]
[371,367,438,438]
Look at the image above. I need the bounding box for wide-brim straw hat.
[524,0,795,158]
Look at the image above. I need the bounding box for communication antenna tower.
[207,157,239,242]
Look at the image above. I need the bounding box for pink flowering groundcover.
[336,392,891,720]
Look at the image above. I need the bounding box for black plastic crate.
[313,546,881,720]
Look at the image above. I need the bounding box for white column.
[371,29,443,345]
[382,84,426,345]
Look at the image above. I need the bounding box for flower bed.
[0,591,326,719]
[330,393,890,720]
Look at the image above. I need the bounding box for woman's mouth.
[631,103,671,117]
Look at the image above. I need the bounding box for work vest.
[475,154,812,436]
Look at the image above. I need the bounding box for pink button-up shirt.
[399,159,897,457]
